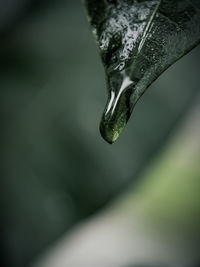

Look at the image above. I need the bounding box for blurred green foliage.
[33,98,200,267]
[1,1,200,267]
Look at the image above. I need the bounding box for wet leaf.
[85,0,200,143]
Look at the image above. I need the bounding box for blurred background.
[1,1,200,267]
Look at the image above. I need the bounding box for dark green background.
[1,1,200,266]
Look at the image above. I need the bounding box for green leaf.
[85,0,200,143]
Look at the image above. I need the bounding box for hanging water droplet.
[100,70,135,144]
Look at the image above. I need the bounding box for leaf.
[85,0,200,143]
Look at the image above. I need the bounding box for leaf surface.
[85,0,200,143]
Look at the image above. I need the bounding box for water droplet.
[100,71,135,144]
